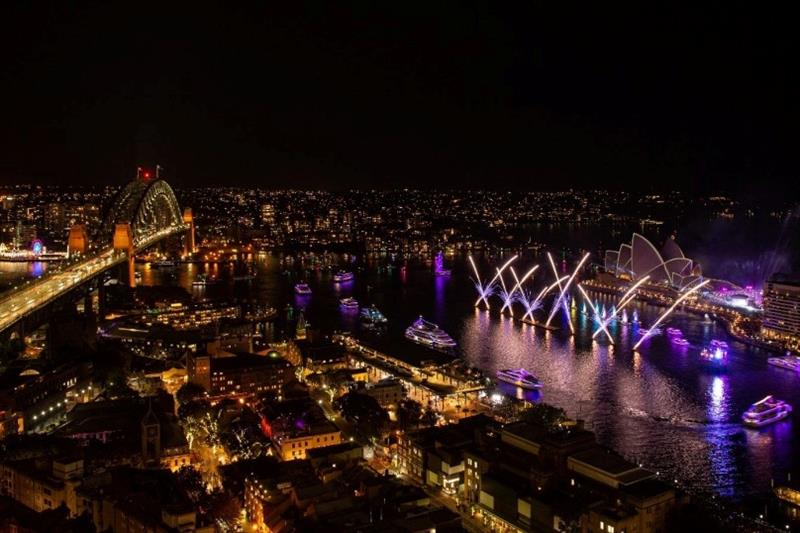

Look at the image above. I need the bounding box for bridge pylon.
[68,224,89,257]
[113,223,136,288]
[183,207,195,256]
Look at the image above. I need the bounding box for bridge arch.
[103,178,184,246]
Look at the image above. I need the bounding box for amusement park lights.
[633,279,710,350]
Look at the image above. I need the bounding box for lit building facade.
[762,275,800,347]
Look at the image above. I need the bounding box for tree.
[420,408,438,428]
[396,398,423,430]
[176,382,207,405]
[104,379,139,400]
[0,337,25,366]
[334,392,389,441]
[520,403,567,433]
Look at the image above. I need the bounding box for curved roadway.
[0,226,186,333]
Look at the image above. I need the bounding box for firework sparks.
[578,284,614,343]
[591,275,650,339]
[545,252,590,330]
[470,255,518,309]
[633,279,710,350]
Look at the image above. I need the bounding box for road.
[0,226,185,333]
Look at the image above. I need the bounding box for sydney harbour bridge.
[0,174,195,336]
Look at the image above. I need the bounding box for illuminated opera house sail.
[604,233,703,289]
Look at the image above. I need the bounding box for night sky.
[1,4,797,195]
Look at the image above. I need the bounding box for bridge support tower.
[183,208,195,256]
[113,223,136,288]
[68,224,89,257]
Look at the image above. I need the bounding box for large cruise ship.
[496,368,542,390]
[742,396,792,428]
[404,316,457,349]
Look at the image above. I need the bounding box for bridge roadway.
[0,226,186,333]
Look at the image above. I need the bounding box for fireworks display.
[469,253,711,352]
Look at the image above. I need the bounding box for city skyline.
[1,5,798,198]
[4,6,800,532]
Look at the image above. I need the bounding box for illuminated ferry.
[672,338,690,346]
[699,345,728,369]
[360,305,387,324]
[404,316,457,348]
[768,356,800,372]
[339,297,359,310]
[151,259,176,268]
[333,270,354,283]
[710,339,729,349]
[294,282,312,295]
[496,368,542,390]
[666,327,682,336]
[742,396,792,427]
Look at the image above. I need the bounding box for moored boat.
[360,305,387,324]
[192,274,219,287]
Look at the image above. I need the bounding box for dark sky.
[0,4,797,194]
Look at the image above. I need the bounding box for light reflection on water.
[123,257,800,497]
[457,295,800,498]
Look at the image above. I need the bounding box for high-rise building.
[762,274,800,347]
[44,202,66,233]
[260,203,275,226]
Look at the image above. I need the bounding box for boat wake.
[624,407,727,427]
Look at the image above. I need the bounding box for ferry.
[333,270,354,283]
[768,356,800,372]
[339,297,359,310]
[666,327,682,336]
[404,316,457,349]
[742,396,792,428]
[672,338,690,346]
[710,339,729,349]
[192,274,219,287]
[294,282,312,295]
[151,259,176,268]
[496,368,542,390]
[360,305,387,324]
[700,346,728,369]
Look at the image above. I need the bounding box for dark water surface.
[135,251,800,500]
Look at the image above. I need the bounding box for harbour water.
[3,237,800,500]
[127,253,798,500]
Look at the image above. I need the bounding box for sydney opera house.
[604,233,704,290]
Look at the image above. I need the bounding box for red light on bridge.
[143,171,151,179]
